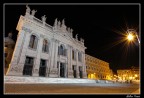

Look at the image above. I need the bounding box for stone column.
[49,38,55,77]
[67,45,73,78]
[49,38,58,77]
[7,27,32,76]
[76,49,80,78]
[64,63,68,78]
[58,61,60,77]
[53,40,59,68]
[46,38,53,77]
[33,34,43,76]
[82,52,87,78]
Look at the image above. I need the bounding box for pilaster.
[76,49,80,78]
[33,35,43,76]
[67,45,73,78]
[7,27,32,76]
[49,38,59,77]
[82,52,87,78]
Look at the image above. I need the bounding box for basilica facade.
[6,6,87,79]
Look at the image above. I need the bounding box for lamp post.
[126,29,140,45]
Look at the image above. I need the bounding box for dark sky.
[4,4,140,73]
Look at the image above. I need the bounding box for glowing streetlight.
[126,29,140,45]
[127,33,134,41]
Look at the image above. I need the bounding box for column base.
[6,63,23,76]
[76,73,80,78]
[49,68,58,78]
[83,72,87,79]
[68,70,74,78]
[33,68,39,77]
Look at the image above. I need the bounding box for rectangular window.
[72,50,74,60]
[40,59,46,67]
[23,56,34,76]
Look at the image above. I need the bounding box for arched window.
[29,35,38,49]
[58,45,66,56]
[78,52,82,62]
[42,39,49,53]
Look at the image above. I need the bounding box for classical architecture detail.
[31,9,37,16]
[41,15,47,22]
[26,5,31,15]
[75,34,78,40]
[85,54,113,80]
[22,27,32,33]
[6,5,87,79]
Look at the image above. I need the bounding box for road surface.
[4,83,140,94]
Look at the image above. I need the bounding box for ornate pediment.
[53,18,84,44]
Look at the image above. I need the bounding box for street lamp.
[126,29,140,45]
[127,33,134,41]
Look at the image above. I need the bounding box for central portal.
[72,65,77,78]
[39,59,46,77]
[23,57,34,76]
[60,63,65,77]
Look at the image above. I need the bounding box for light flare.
[127,33,134,41]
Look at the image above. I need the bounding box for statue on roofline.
[58,21,61,28]
[31,9,37,16]
[62,19,65,26]
[75,34,78,40]
[26,5,31,14]
[41,15,47,22]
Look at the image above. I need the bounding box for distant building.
[117,66,140,81]
[4,32,15,74]
[85,54,113,80]
[6,5,87,79]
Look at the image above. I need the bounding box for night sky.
[4,4,140,73]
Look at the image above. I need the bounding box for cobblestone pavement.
[4,83,140,94]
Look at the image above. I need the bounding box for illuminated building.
[117,66,140,81]
[85,54,113,80]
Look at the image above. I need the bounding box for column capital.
[67,44,72,48]
[51,38,60,43]
[76,49,79,52]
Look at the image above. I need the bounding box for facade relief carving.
[22,27,32,33]
[50,70,58,74]
[34,69,39,73]
[10,66,23,73]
